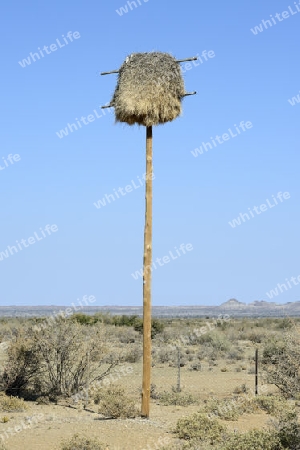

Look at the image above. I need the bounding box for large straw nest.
[111,52,185,126]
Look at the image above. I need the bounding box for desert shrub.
[248,331,266,343]
[0,394,28,412]
[262,328,300,399]
[70,313,96,325]
[153,347,175,364]
[60,434,105,450]
[222,429,282,450]
[36,396,50,405]
[158,390,197,407]
[175,413,226,444]
[262,338,285,362]
[254,395,289,416]
[133,318,165,338]
[226,348,244,360]
[276,318,293,330]
[233,384,249,395]
[200,397,241,421]
[96,385,139,418]
[1,416,9,423]
[200,333,230,353]
[150,383,159,399]
[1,320,120,398]
[189,362,201,371]
[200,394,258,421]
[124,344,142,363]
[114,327,138,344]
[272,409,300,449]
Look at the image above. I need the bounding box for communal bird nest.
[110,52,186,127]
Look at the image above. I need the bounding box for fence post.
[255,348,258,395]
[177,347,181,392]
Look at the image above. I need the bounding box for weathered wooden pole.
[141,126,153,418]
[100,53,197,419]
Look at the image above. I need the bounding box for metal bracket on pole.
[100,56,198,76]
[101,104,114,109]
[100,70,119,76]
[176,56,198,63]
[183,91,197,97]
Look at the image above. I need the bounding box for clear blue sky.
[1,0,299,307]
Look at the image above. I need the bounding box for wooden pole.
[141,126,153,418]
[255,348,258,395]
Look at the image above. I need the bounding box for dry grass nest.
[111,52,186,126]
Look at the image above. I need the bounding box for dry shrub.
[253,395,290,417]
[96,385,139,419]
[153,346,175,364]
[123,344,142,363]
[0,394,28,412]
[233,383,249,395]
[262,325,300,399]
[273,409,300,449]
[222,429,282,450]
[200,394,259,421]
[189,361,201,371]
[111,52,185,126]
[1,319,120,398]
[60,434,105,450]
[158,390,197,407]
[175,413,226,444]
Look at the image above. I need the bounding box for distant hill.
[0,299,300,318]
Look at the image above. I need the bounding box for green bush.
[60,434,105,450]
[134,318,165,338]
[175,413,226,444]
[70,313,96,325]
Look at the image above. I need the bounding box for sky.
[0,0,299,307]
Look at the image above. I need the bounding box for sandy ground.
[0,362,272,450]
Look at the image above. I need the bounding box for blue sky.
[1,0,299,307]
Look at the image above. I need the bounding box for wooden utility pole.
[141,126,153,418]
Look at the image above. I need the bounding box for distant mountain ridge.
[1,299,300,318]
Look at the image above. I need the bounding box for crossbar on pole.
[176,56,198,63]
[183,91,197,96]
[100,70,119,76]
[100,56,198,76]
